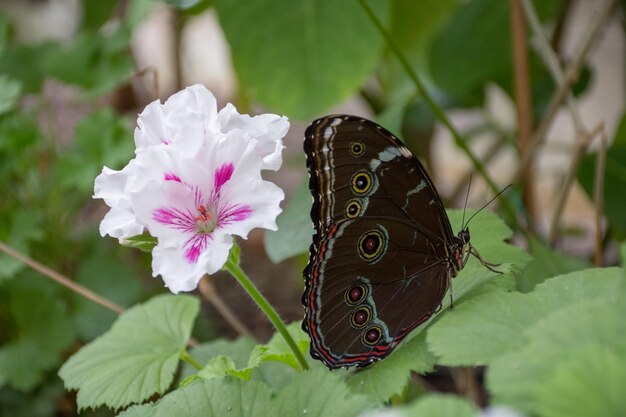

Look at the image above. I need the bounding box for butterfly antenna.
[464,184,513,227]
[461,173,473,230]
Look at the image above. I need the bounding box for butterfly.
[301,115,498,369]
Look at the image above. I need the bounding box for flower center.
[195,204,216,233]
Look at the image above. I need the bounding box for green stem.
[357,0,520,230]
[224,251,309,371]
[180,350,203,370]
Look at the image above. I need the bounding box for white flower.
[358,409,404,417]
[218,103,288,171]
[133,84,288,169]
[94,161,144,238]
[481,406,526,417]
[93,85,287,292]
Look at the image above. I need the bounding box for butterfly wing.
[303,115,457,368]
[304,115,455,246]
[304,217,450,368]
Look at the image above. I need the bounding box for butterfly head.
[458,228,470,246]
[448,228,470,275]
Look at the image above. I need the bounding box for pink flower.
[93,85,287,292]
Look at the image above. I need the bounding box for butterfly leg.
[448,271,454,309]
[469,245,502,274]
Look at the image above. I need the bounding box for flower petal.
[218,103,288,171]
[218,176,284,239]
[151,231,233,293]
[94,163,144,238]
[99,206,144,238]
[131,177,201,248]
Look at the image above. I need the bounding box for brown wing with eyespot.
[303,115,455,245]
[303,217,450,369]
[303,115,457,369]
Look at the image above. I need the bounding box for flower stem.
[180,350,203,370]
[223,246,309,371]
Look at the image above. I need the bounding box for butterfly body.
[302,115,475,369]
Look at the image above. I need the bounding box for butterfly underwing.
[302,114,479,369]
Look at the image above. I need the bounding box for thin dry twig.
[198,275,258,342]
[0,240,202,347]
[511,0,536,227]
[0,240,125,314]
[593,126,608,266]
[548,122,604,244]
[521,0,584,131]
[517,0,618,185]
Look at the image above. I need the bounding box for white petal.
[151,232,233,293]
[134,100,167,149]
[94,164,135,206]
[94,163,145,238]
[219,176,285,239]
[135,84,221,155]
[99,206,144,238]
[131,177,201,248]
[218,103,289,171]
[164,84,218,122]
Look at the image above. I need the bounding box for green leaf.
[251,322,309,370]
[71,245,142,340]
[429,0,559,105]
[165,0,212,10]
[429,0,511,102]
[379,0,458,97]
[120,234,158,253]
[46,29,134,96]
[347,333,435,403]
[428,267,623,366]
[517,238,590,292]
[215,0,389,119]
[487,299,626,415]
[264,180,313,263]
[275,369,373,417]
[0,279,74,391]
[446,209,531,300]
[535,346,626,417]
[0,380,65,417]
[57,108,133,192]
[0,74,21,116]
[180,337,298,389]
[59,294,200,410]
[196,355,253,380]
[82,0,118,30]
[181,337,257,380]
[0,209,43,280]
[0,42,60,92]
[0,11,8,54]
[402,393,479,417]
[117,377,273,417]
[578,112,626,237]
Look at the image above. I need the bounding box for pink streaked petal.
[164,172,181,182]
[213,163,234,196]
[153,206,196,232]
[217,204,252,227]
[183,233,212,264]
